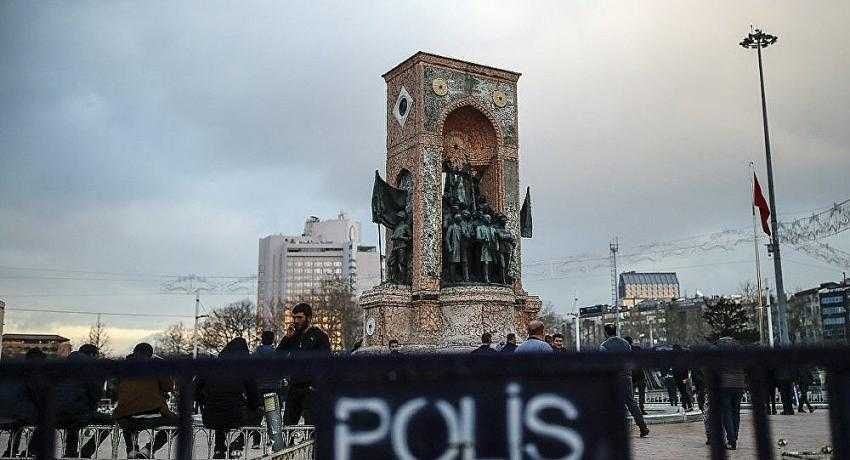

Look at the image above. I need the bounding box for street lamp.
[193,293,209,359]
[564,314,580,352]
[740,27,789,345]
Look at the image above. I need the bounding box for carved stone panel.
[386,66,419,149]
[423,65,517,147]
[503,159,521,281]
[421,148,442,280]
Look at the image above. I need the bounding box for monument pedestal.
[360,284,541,353]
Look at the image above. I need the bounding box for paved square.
[630,411,831,459]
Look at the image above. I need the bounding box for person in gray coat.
[717,337,747,450]
[599,324,649,438]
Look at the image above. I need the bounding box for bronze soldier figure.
[476,214,497,283]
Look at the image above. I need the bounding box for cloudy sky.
[2,1,848,353]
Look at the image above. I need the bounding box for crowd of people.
[2,306,825,457]
[460,322,822,449]
[0,302,329,459]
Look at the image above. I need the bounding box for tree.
[664,301,711,346]
[291,277,362,351]
[538,302,565,334]
[739,280,758,300]
[702,298,759,343]
[85,315,112,357]
[197,298,259,352]
[154,322,194,358]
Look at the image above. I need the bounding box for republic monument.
[361,52,541,352]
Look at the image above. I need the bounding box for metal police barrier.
[263,392,286,452]
[315,366,624,459]
[1,347,849,460]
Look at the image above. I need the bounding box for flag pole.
[377,223,384,283]
[751,162,773,347]
[751,163,764,345]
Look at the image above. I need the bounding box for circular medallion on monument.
[443,131,472,170]
[492,90,508,107]
[365,317,376,336]
[432,78,448,96]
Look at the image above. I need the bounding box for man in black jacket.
[599,324,649,438]
[277,303,330,426]
[624,337,647,415]
[471,332,496,354]
[55,344,111,458]
[1,348,46,458]
[500,333,517,353]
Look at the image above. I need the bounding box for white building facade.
[257,213,380,325]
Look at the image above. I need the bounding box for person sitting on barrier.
[1,348,46,458]
[599,323,649,438]
[277,302,330,427]
[54,344,112,458]
[114,343,179,459]
[515,321,553,354]
[253,330,281,448]
[197,337,262,459]
[471,332,496,354]
[500,333,517,353]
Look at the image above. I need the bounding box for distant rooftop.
[3,333,70,342]
[620,271,679,286]
[383,51,521,81]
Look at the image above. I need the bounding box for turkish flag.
[753,173,772,236]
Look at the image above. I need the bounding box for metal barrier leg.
[177,379,194,460]
[111,425,120,460]
[828,369,850,459]
[748,367,774,460]
[35,386,56,460]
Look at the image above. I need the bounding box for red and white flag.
[753,173,771,236]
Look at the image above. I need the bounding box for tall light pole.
[572,295,580,351]
[740,27,789,345]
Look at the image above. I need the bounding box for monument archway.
[440,105,501,209]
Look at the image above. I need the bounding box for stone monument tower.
[361,52,541,352]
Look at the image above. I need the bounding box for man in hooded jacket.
[277,303,330,426]
[197,337,261,458]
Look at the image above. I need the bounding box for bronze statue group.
[375,164,529,287]
[441,168,516,286]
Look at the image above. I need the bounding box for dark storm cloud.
[1,1,848,344]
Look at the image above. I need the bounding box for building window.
[823,306,846,316]
[824,317,846,326]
